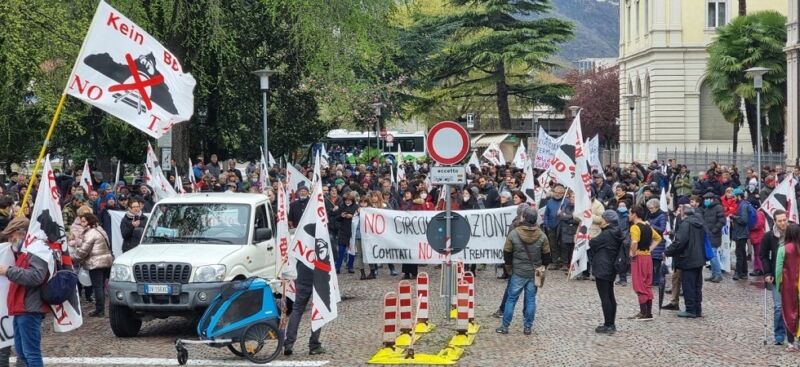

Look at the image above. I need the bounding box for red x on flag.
[108,53,164,110]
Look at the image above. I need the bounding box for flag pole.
[18,93,68,216]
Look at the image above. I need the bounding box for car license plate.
[144,284,171,295]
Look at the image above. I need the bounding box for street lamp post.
[746,66,769,192]
[371,102,384,160]
[253,68,275,164]
[623,94,639,163]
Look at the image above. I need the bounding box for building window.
[707,1,727,28]
[644,0,649,32]
[699,81,734,140]
[627,4,631,41]
[635,1,640,38]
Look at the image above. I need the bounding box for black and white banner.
[360,206,518,264]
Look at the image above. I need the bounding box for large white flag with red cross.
[66,1,196,139]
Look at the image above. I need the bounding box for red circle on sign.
[386,134,394,142]
[426,121,470,165]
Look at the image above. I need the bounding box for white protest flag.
[66,1,196,139]
[390,163,396,185]
[0,243,14,348]
[145,142,159,169]
[113,160,121,193]
[312,152,322,184]
[22,156,83,332]
[268,151,277,167]
[482,142,505,166]
[79,160,93,194]
[587,135,605,178]
[513,142,527,169]
[534,127,562,170]
[554,113,593,279]
[397,162,406,182]
[761,175,800,223]
[275,181,296,301]
[144,165,176,202]
[288,168,340,331]
[286,163,312,201]
[468,151,480,169]
[660,188,673,269]
[259,147,270,193]
[320,144,330,169]
[520,159,537,205]
[174,174,185,194]
[187,159,198,192]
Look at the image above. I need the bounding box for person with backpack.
[496,208,551,336]
[0,216,49,367]
[589,210,624,334]
[729,188,751,280]
[72,213,113,317]
[664,205,707,318]
[627,206,662,321]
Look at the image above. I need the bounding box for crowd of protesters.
[2,153,800,354]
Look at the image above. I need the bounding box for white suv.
[108,193,276,337]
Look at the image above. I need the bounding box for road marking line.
[10,357,328,366]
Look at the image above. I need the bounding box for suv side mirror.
[254,228,272,243]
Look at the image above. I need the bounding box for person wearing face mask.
[700,192,725,283]
[461,189,478,210]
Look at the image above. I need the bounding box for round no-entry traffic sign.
[385,134,394,143]
[426,121,470,166]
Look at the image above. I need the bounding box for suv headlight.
[193,265,226,282]
[110,264,133,282]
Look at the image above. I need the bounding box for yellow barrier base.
[449,308,457,319]
[449,332,475,347]
[367,346,406,364]
[438,345,464,362]
[395,332,422,347]
[467,322,480,335]
[415,321,436,333]
[368,347,456,365]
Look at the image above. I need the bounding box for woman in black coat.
[589,210,624,334]
[334,193,358,273]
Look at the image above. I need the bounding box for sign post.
[425,121,470,320]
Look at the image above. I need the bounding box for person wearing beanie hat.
[496,206,551,336]
[288,184,311,229]
[589,210,624,334]
[0,215,50,367]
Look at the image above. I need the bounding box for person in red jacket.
[1,216,49,367]
[749,207,767,276]
[720,187,737,218]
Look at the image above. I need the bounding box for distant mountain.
[548,0,620,61]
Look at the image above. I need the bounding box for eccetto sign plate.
[430,166,466,185]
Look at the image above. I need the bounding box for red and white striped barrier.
[455,281,469,332]
[464,272,475,322]
[398,280,413,332]
[449,280,475,346]
[416,273,429,322]
[415,272,435,333]
[382,292,397,347]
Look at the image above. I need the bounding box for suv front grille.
[134,263,192,284]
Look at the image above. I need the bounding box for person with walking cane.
[760,209,789,345]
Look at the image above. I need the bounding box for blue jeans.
[773,286,787,343]
[502,274,538,329]
[14,313,44,367]
[335,244,353,272]
[709,250,721,278]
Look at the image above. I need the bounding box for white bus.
[317,129,427,162]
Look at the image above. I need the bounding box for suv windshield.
[141,203,251,245]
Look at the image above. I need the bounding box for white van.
[107,193,276,337]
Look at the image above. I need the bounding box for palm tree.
[706,10,787,153]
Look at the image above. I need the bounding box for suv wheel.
[110,305,142,337]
